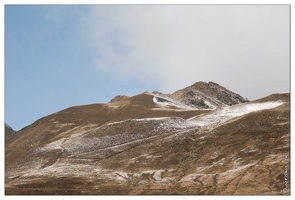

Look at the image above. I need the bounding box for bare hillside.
[5,82,290,195]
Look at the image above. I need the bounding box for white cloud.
[80,5,290,100]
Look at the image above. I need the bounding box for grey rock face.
[5,123,15,137]
[109,95,129,103]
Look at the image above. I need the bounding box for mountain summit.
[5,82,290,195]
[168,81,249,109]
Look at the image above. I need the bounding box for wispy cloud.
[80,5,289,99]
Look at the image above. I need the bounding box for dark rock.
[5,123,15,137]
[109,95,129,103]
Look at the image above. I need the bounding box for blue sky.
[5,5,290,131]
[5,5,158,130]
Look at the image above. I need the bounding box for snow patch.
[55,123,76,127]
[152,93,196,110]
[22,162,103,178]
[134,117,170,121]
[203,99,217,109]
[150,101,283,132]
[105,117,169,126]
[35,138,67,153]
[189,101,284,129]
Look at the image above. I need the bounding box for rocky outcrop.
[5,123,15,137]
[169,81,249,109]
[109,95,129,103]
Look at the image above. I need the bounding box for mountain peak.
[5,123,15,137]
[5,81,290,195]
[168,81,249,109]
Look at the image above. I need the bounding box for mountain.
[150,81,249,110]
[5,123,15,137]
[168,81,249,109]
[5,82,290,195]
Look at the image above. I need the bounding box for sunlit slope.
[5,84,289,195]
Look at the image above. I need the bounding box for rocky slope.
[5,123,15,137]
[5,82,290,195]
[168,81,249,109]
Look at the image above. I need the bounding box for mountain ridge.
[5,81,290,195]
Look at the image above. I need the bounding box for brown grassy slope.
[87,94,290,194]
[252,93,290,104]
[5,92,208,171]
[5,93,290,195]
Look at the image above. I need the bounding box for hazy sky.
[5,5,290,131]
